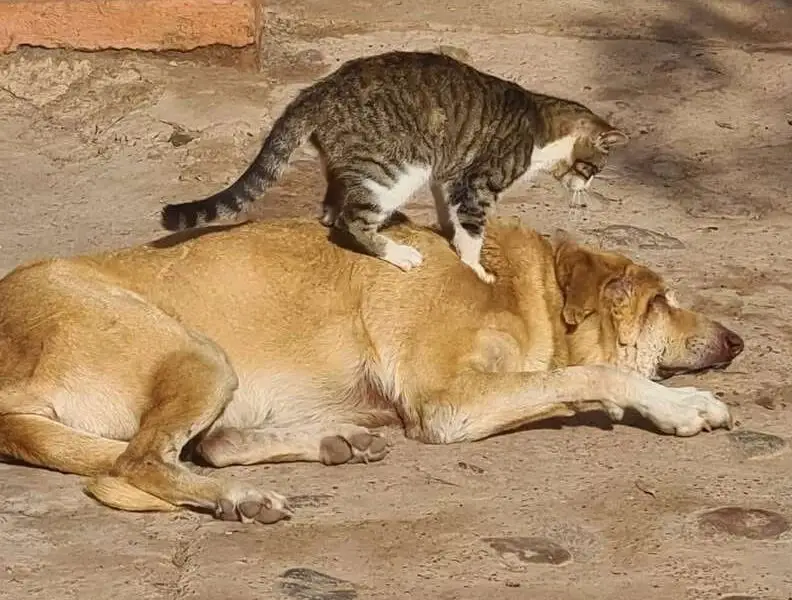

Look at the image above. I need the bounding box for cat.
[160,51,628,283]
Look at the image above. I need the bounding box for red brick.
[0,0,258,53]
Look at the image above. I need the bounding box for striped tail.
[160,103,316,232]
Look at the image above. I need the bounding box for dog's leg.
[0,385,177,512]
[0,403,127,477]
[87,343,293,524]
[410,365,733,443]
[197,423,390,467]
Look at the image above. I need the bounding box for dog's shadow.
[512,408,671,436]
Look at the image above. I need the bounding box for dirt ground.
[1,1,791,598]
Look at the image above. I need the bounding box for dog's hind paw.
[319,427,391,465]
[215,489,294,524]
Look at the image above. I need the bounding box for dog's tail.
[85,475,179,513]
[159,88,323,232]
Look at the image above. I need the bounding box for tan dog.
[0,216,743,523]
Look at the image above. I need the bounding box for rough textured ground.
[1,1,791,599]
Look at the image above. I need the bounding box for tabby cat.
[161,51,628,282]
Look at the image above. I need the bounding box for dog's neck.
[481,225,635,373]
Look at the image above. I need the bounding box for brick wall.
[0,0,258,52]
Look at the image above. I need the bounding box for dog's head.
[553,232,744,380]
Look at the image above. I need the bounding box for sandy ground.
[1,1,791,599]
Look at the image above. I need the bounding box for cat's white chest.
[363,164,432,211]
[523,135,576,181]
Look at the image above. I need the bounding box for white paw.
[383,242,424,271]
[468,262,496,284]
[653,387,733,437]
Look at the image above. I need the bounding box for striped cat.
[161,51,628,282]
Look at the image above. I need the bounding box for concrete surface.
[0,0,791,599]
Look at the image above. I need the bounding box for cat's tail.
[160,95,318,232]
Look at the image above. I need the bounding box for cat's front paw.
[468,262,496,284]
[383,242,424,271]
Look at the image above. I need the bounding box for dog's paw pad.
[320,429,391,465]
[347,430,390,463]
[216,490,293,524]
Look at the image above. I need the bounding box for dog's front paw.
[652,387,733,437]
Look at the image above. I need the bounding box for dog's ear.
[550,228,575,248]
[603,264,664,346]
[555,241,602,327]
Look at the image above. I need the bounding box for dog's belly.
[213,369,399,431]
[50,378,140,441]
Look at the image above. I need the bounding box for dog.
[0,216,743,523]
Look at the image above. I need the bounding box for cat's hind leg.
[430,181,454,238]
[319,178,344,227]
[334,170,427,271]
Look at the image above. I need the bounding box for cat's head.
[547,120,628,193]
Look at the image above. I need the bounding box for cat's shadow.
[147,210,442,255]
[326,210,452,256]
[148,221,249,249]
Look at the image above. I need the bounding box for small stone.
[755,395,778,410]
[277,568,357,600]
[457,461,485,474]
[650,157,687,180]
[286,494,334,509]
[699,507,790,540]
[728,430,787,459]
[168,130,196,147]
[755,384,791,410]
[589,225,685,250]
[483,536,572,568]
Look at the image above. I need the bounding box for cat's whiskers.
[594,164,621,181]
[566,190,589,223]
[569,189,588,209]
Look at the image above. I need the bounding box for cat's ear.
[594,129,629,152]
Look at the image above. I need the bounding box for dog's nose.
[724,330,744,359]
